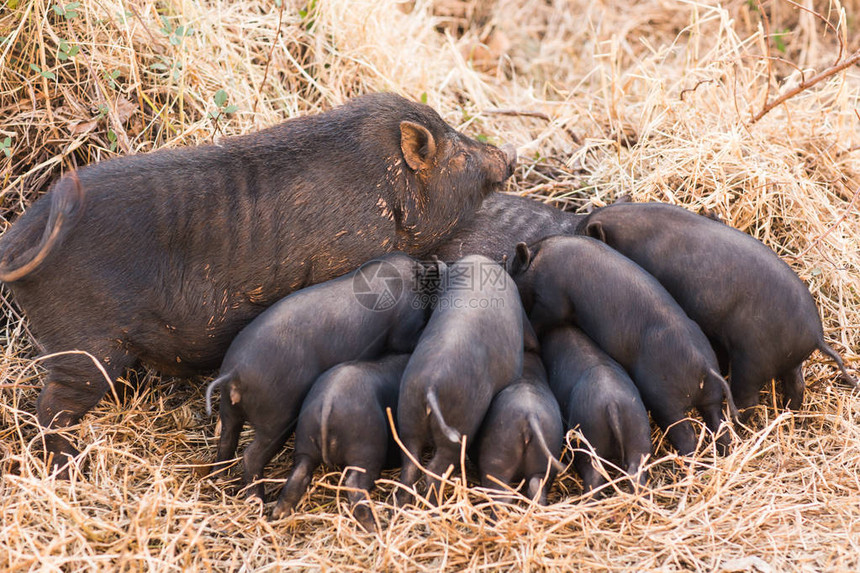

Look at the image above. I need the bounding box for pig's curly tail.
[527,414,563,472]
[0,171,85,282]
[427,387,461,444]
[205,372,235,416]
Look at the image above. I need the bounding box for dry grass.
[2,0,860,570]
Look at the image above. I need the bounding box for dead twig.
[252,0,287,115]
[783,0,843,67]
[751,49,860,124]
[482,109,551,121]
[679,79,712,101]
[754,0,775,119]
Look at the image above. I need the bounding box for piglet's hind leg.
[271,454,317,520]
[241,421,294,502]
[344,466,380,532]
[779,365,805,412]
[211,391,245,478]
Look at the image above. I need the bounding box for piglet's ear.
[584,221,606,243]
[430,255,448,278]
[400,121,437,172]
[511,242,532,274]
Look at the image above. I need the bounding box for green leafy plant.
[0,137,12,158]
[104,70,121,90]
[150,58,183,82]
[29,63,55,80]
[159,16,194,47]
[773,29,789,54]
[299,0,317,31]
[52,2,80,20]
[208,89,238,120]
[57,40,79,61]
[107,129,117,152]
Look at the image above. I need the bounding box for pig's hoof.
[241,482,267,504]
[714,437,732,457]
[270,503,294,521]
[352,504,378,532]
[393,489,413,508]
[47,450,81,480]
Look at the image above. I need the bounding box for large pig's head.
[398,116,516,201]
[355,94,517,252]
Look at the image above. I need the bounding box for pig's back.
[432,193,583,262]
[581,203,822,351]
[541,237,714,372]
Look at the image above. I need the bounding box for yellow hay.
[1,0,858,570]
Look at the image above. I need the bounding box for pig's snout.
[500,144,517,178]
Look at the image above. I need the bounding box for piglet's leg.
[344,466,380,532]
[241,422,293,502]
[36,348,132,478]
[271,454,316,520]
[729,356,769,422]
[699,403,731,456]
[395,440,423,507]
[625,455,650,489]
[779,365,805,412]
[211,393,245,478]
[480,469,517,506]
[653,411,698,456]
[575,454,607,495]
[425,447,459,506]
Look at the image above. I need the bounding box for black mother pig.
[0,93,516,473]
[577,202,856,417]
[510,236,737,455]
[205,253,430,501]
[475,352,564,505]
[431,193,584,262]
[541,326,651,492]
[270,354,410,530]
[396,254,525,505]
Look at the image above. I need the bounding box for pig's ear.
[511,242,532,274]
[584,221,606,243]
[430,254,448,278]
[400,121,437,171]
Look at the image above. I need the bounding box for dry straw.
[1,0,859,570]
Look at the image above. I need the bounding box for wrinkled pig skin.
[431,193,584,263]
